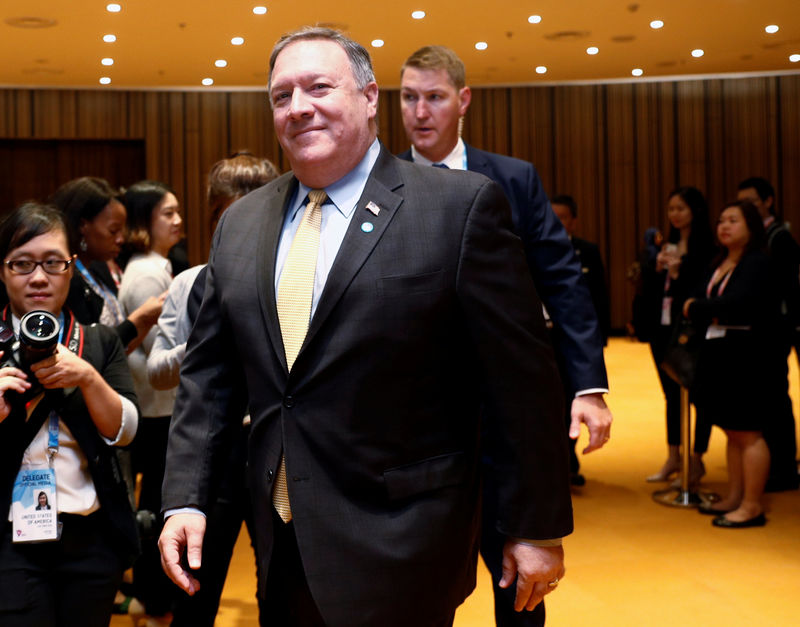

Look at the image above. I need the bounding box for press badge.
[11,467,60,542]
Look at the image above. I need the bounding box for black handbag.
[660,318,700,388]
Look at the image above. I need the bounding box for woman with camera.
[0,203,139,626]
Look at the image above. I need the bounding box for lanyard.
[75,259,125,324]
[706,266,734,298]
[47,411,59,467]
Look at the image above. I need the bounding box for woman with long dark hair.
[644,186,715,483]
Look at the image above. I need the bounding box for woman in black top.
[684,201,779,527]
[0,203,139,626]
[49,177,164,350]
[643,186,715,483]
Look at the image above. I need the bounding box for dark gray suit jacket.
[163,146,571,626]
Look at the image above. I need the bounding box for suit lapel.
[464,143,491,178]
[302,147,404,351]
[255,174,298,371]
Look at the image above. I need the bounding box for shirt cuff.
[101,395,139,447]
[164,507,206,519]
[512,537,563,547]
[574,388,609,398]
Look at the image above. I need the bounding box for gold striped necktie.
[273,188,327,523]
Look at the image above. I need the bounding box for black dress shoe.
[698,503,732,516]
[712,513,766,528]
[570,473,586,487]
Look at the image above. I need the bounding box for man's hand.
[569,393,612,454]
[499,541,565,611]
[158,513,206,595]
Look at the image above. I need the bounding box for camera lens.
[19,311,59,349]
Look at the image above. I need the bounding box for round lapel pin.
[361,222,374,233]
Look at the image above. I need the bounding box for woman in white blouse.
[0,203,139,626]
[118,180,182,624]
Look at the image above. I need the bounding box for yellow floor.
[114,338,800,626]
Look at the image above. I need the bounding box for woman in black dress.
[684,201,779,527]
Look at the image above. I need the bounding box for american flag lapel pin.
[366,201,381,216]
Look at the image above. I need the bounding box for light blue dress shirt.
[274,139,381,319]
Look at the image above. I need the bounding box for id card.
[11,467,60,543]
[705,324,727,340]
[661,296,673,326]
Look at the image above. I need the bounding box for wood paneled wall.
[2,74,798,329]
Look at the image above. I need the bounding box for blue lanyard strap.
[74,259,125,323]
[47,411,59,466]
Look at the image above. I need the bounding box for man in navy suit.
[399,46,613,627]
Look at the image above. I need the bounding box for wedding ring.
[547,577,559,588]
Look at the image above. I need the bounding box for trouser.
[0,512,124,627]
[764,342,799,486]
[172,426,260,626]
[480,469,546,627]
[131,415,176,615]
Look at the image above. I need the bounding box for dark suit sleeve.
[161,223,245,512]
[516,165,608,392]
[457,180,573,540]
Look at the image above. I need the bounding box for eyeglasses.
[3,257,76,275]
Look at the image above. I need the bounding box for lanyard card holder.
[11,467,60,542]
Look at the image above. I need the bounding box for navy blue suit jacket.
[399,144,608,392]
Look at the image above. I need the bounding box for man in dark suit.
[737,177,799,492]
[159,27,572,627]
[550,194,610,344]
[399,46,612,627]
[551,193,611,485]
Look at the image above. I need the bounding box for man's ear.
[458,86,472,117]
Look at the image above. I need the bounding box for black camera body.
[0,310,61,402]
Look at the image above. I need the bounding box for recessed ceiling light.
[411,10,425,20]
[99,77,111,85]
[202,78,214,86]
[650,20,664,29]
[252,6,267,15]
[535,66,547,74]
[101,57,114,66]
[106,3,121,12]
[632,68,643,77]
[691,49,704,58]
[528,15,542,24]
[475,42,488,51]
[790,54,800,63]
[371,39,384,48]
[215,59,228,68]
[103,34,116,43]
[586,46,599,55]
[765,25,779,34]
[231,36,245,46]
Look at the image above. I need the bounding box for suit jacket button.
[283,396,295,408]
[267,469,274,481]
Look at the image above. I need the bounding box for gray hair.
[268,26,375,94]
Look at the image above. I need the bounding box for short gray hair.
[268,26,375,93]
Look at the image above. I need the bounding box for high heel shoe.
[646,446,681,482]
[670,455,706,488]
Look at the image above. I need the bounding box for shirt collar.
[410,137,466,170]
[290,139,381,220]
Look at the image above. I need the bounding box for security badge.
[12,467,59,543]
